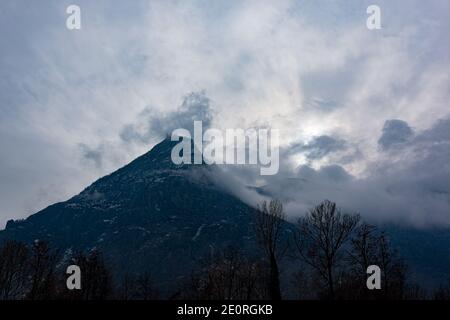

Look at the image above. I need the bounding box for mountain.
[382,225,450,289]
[0,138,268,292]
[1,138,450,294]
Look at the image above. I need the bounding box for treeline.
[0,240,110,300]
[0,238,162,300]
[178,200,450,300]
[1,200,450,300]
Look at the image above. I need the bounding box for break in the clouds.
[0,0,449,228]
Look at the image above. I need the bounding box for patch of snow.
[192,224,205,241]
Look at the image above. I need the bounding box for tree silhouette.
[344,223,380,299]
[182,247,267,300]
[293,200,360,299]
[377,231,407,299]
[0,240,29,299]
[27,240,57,300]
[65,250,112,300]
[254,199,286,300]
[135,273,159,300]
[434,279,450,300]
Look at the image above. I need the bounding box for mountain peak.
[0,135,258,294]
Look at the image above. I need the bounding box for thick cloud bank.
[232,117,450,228]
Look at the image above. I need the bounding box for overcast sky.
[1,0,449,228]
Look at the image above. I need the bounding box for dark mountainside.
[0,139,269,293]
[1,138,450,293]
[383,225,450,288]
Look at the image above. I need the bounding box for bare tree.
[182,248,267,300]
[254,199,286,300]
[377,232,406,299]
[0,240,29,299]
[343,224,407,300]
[434,279,450,300]
[135,273,159,300]
[344,223,380,299]
[293,200,360,299]
[349,223,379,272]
[27,240,57,300]
[117,273,134,300]
[404,282,428,300]
[290,269,317,300]
[66,250,112,300]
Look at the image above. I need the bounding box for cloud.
[249,116,450,228]
[0,0,449,228]
[416,118,450,143]
[78,143,104,168]
[304,97,340,113]
[378,119,414,150]
[120,91,213,144]
[292,135,347,161]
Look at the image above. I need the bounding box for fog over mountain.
[1,0,449,228]
[217,114,450,227]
